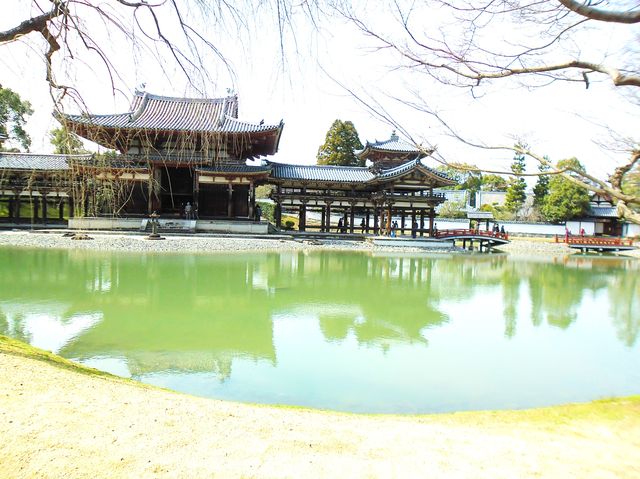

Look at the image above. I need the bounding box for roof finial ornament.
[135,82,146,95]
[390,130,398,141]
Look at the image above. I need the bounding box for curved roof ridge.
[134,90,237,104]
[0,151,92,158]
[269,161,368,170]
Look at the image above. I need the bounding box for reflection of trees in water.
[500,263,521,338]
[526,257,633,336]
[608,268,640,347]
[0,248,638,375]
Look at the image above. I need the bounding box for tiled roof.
[269,162,375,183]
[374,158,457,185]
[269,159,457,186]
[357,131,430,157]
[197,164,272,174]
[0,152,90,171]
[588,206,618,218]
[61,91,282,134]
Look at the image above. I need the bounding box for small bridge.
[434,229,510,252]
[555,235,636,253]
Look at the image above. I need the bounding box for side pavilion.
[268,132,456,234]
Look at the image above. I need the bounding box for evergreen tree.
[541,158,591,223]
[0,86,33,151]
[49,125,87,154]
[481,174,508,192]
[317,120,363,166]
[532,159,550,207]
[504,148,527,216]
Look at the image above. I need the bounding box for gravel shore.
[0,230,637,258]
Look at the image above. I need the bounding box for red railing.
[434,229,509,240]
[555,235,634,247]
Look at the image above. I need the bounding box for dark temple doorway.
[160,167,193,217]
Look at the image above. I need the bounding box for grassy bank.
[2,333,639,422]
[2,335,640,478]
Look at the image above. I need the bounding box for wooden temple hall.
[0,90,456,232]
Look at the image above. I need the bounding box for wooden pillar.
[373,205,379,234]
[386,203,392,235]
[429,207,435,237]
[227,183,234,218]
[299,202,307,232]
[41,194,48,225]
[13,193,20,222]
[248,181,255,220]
[400,211,405,235]
[411,209,416,237]
[321,206,326,232]
[349,203,355,234]
[6,196,13,220]
[194,171,200,218]
[58,197,65,220]
[365,210,370,234]
[326,201,332,233]
[148,166,161,214]
[420,211,425,237]
[33,196,40,221]
[68,196,75,219]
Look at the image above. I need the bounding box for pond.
[0,247,638,413]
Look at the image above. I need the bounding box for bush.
[256,200,274,222]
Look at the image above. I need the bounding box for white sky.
[1,1,638,185]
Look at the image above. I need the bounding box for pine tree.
[533,160,550,208]
[317,120,363,166]
[504,147,527,217]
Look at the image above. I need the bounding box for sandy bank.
[1,343,639,479]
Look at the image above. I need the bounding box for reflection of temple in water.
[0,248,638,381]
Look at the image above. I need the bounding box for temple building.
[267,132,455,234]
[60,90,283,220]
[1,90,456,233]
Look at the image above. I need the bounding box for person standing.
[185,202,193,220]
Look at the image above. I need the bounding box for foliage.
[0,86,33,150]
[49,126,87,154]
[541,158,591,223]
[256,200,275,223]
[436,164,481,191]
[438,200,467,219]
[481,174,508,192]
[317,120,364,166]
[480,203,513,221]
[255,185,273,199]
[622,166,640,212]
[504,148,527,216]
[533,160,551,208]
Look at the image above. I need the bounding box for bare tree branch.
[557,0,640,24]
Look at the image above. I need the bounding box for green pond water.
[0,247,638,413]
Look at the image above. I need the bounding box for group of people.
[492,223,506,235]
